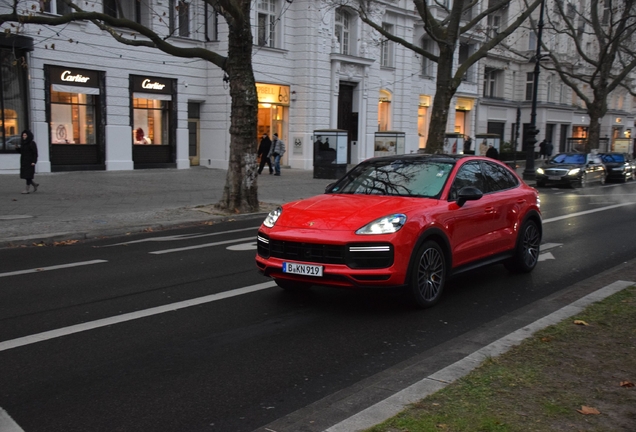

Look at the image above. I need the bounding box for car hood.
[276,194,438,230]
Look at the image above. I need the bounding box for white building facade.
[0,0,632,176]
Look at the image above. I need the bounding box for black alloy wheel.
[410,241,446,308]
[504,220,541,273]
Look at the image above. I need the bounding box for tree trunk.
[216,3,259,213]
[587,105,603,153]
[425,46,457,154]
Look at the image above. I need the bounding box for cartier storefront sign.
[131,75,173,95]
[49,66,99,88]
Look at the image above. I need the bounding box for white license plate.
[282,262,323,277]
[548,176,562,180]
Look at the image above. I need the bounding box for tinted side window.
[449,161,485,200]
[482,162,519,193]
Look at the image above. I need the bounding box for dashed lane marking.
[0,260,108,278]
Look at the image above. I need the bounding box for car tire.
[409,240,446,308]
[504,220,541,273]
[536,180,546,187]
[275,279,311,291]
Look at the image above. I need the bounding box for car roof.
[363,153,480,164]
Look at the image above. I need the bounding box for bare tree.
[540,0,636,151]
[348,0,541,153]
[0,0,259,213]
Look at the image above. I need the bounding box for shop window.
[133,98,170,146]
[50,92,97,145]
[335,8,351,55]
[380,23,394,68]
[257,0,278,47]
[40,0,71,14]
[169,0,190,37]
[378,90,391,132]
[103,0,149,26]
[572,126,588,139]
[0,51,28,152]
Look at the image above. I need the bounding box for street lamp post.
[522,0,546,181]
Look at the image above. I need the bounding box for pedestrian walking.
[16,129,39,194]
[268,133,286,176]
[257,133,273,175]
[545,141,553,159]
[539,140,547,159]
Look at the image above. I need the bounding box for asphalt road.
[1,181,636,432]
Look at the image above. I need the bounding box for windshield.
[551,154,586,164]
[328,159,453,198]
[600,154,625,163]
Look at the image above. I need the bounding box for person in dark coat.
[17,129,39,194]
[257,133,273,175]
[486,144,499,160]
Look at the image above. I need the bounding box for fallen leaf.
[541,336,552,342]
[573,320,589,326]
[53,240,79,246]
[620,381,635,388]
[577,406,600,415]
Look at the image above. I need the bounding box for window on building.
[169,0,190,37]
[335,8,351,55]
[487,14,501,39]
[40,0,72,14]
[205,3,218,41]
[529,31,537,50]
[0,50,28,152]
[525,72,534,101]
[378,90,391,132]
[103,0,149,26]
[421,38,434,76]
[546,75,552,102]
[458,43,474,81]
[380,23,394,68]
[257,0,277,47]
[483,68,502,98]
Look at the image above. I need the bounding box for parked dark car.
[535,152,606,188]
[599,152,636,182]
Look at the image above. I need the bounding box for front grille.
[544,168,569,176]
[271,240,346,264]
[257,232,393,269]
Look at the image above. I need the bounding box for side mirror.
[457,186,483,207]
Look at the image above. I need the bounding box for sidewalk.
[0,167,329,247]
[0,160,536,248]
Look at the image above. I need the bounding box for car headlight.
[567,168,580,176]
[356,214,407,235]
[536,168,544,175]
[263,207,282,228]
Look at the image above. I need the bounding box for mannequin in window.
[135,127,152,145]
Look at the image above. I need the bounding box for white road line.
[0,260,108,278]
[540,243,562,251]
[543,202,636,223]
[149,237,255,254]
[0,408,24,432]
[105,226,260,246]
[0,281,276,353]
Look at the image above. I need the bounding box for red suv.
[256,154,542,308]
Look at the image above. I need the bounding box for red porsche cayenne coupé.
[255,154,542,308]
